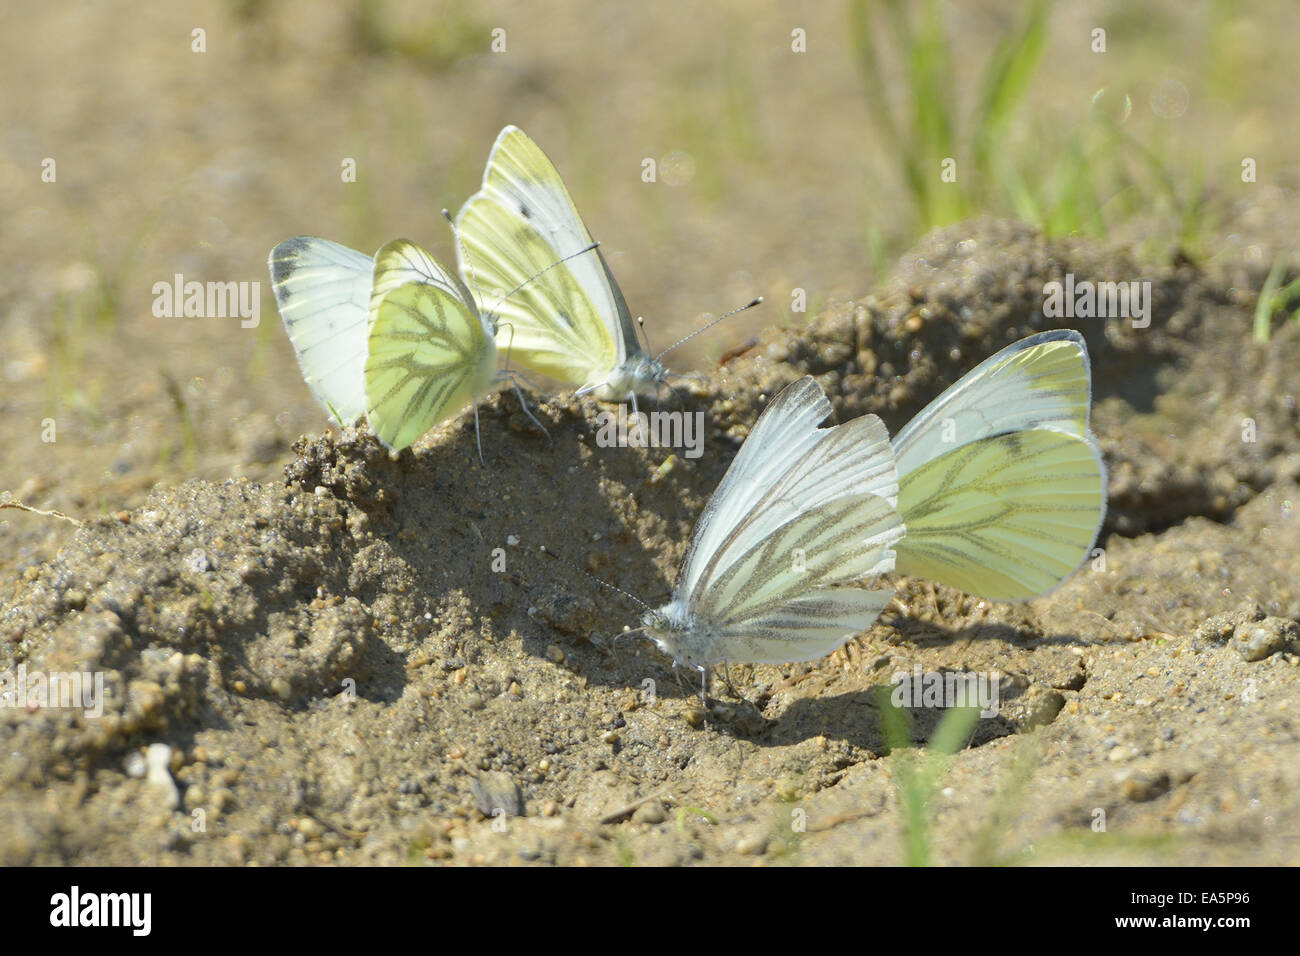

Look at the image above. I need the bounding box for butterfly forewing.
[697,491,902,626]
[678,378,837,597]
[689,413,899,612]
[268,237,374,425]
[892,329,1092,480]
[458,195,616,383]
[651,376,905,668]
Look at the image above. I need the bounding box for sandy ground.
[2,219,1297,865]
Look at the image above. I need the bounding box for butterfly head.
[642,600,712,670]
[593,355,670,403]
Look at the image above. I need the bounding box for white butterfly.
[643,376,905,671]
[269,235,498,452]
[456,125,669,402]
[891,329,1107,601]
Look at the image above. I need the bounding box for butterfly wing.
[363,239,498,451]
[268,237,374,425]
[688,492,903,664]
[652,377,904,666]
[891,329,1092,479]
[677,377,897,606]
[895,428,1107,600]
[456,125,648,394]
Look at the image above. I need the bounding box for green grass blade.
[1254,258,1286,344]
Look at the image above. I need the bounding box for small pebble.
[124,751,147,779]
[1122,772,1170,802]
[735,833,768,856]
[633,801,666,825]
[145,743,180,809]
[470,772,523,818]
[1234,619,1295,662]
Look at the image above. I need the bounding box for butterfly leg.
[471,399,485,466]
[503,373,551,442]
[719,659,740,699]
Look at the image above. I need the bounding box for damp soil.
[2,220,1298,866]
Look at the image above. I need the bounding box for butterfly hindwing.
[713,588,899,666]
[364,239,498,452]
[895,427,1107,601]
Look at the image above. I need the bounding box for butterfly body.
[590,354,668,401]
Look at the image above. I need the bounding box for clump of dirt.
[2,220,1298,865]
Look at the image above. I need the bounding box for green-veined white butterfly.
[269,235,499,453]
[456,125,671,402]
[643,376,905,671]
[891,329,1107,601]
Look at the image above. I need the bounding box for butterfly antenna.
[635,314,654,354]
[653,297,763,363]
[538,545,652,614]
[491,241,602,315]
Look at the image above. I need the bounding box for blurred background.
[2,0,1298,567]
